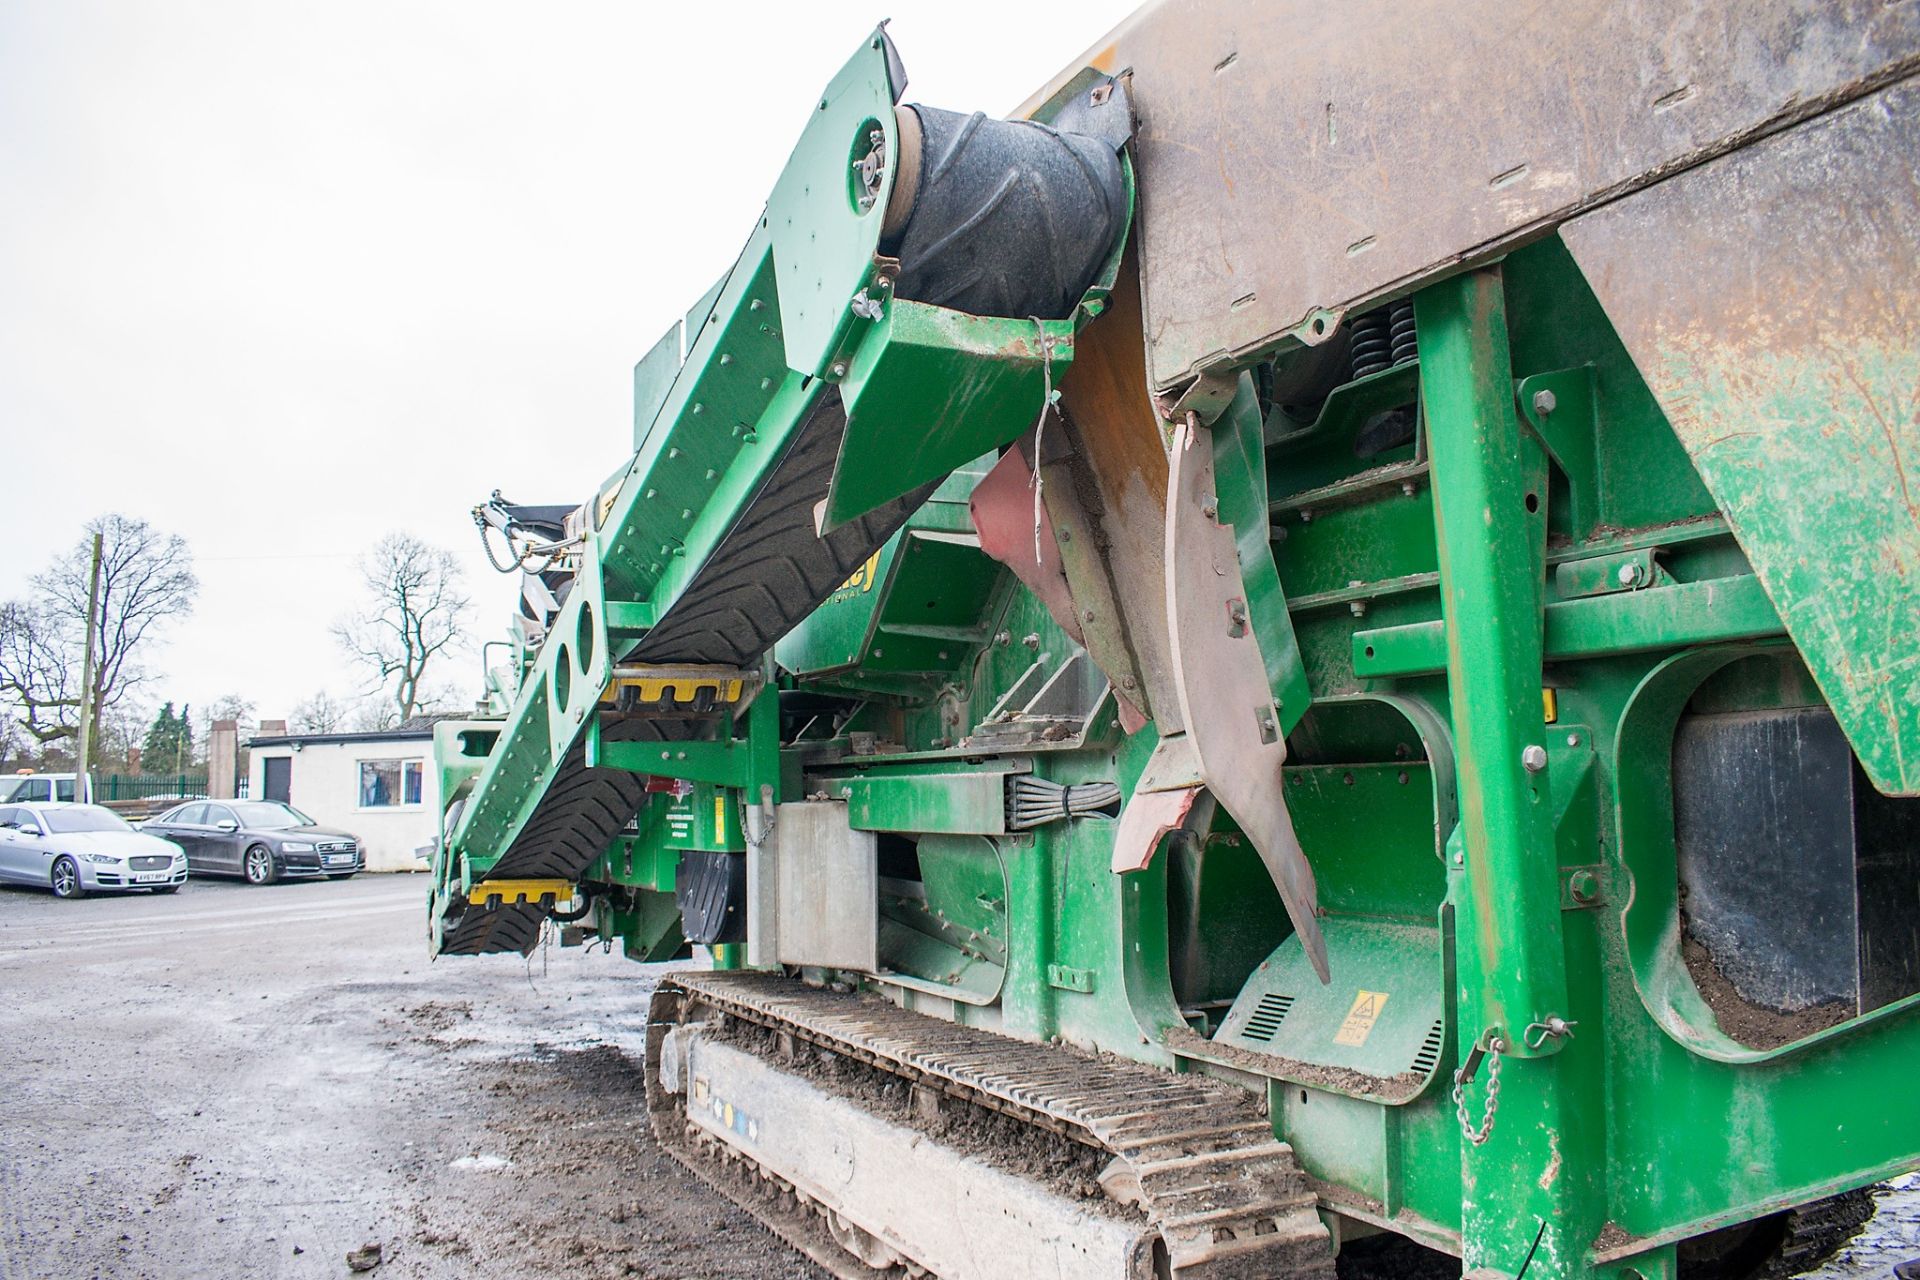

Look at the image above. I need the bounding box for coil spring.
[1389,299,1418,366]
[1349,307,1393,380]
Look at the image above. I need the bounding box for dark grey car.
[142,800,364,884]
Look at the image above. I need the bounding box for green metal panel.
[1558,87,1920,795]
[825,305,1078,530]
[1215,376,1312,732]
[1284,762,1442,920]
[766,29,901,381]
[662,782,743,853]
[821,763,1016,836]
[1353,574,1785,678]
[1219,920,1446,1095]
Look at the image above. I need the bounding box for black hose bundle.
[1006,775,1122,830]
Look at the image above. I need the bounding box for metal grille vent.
[1240,994,1296,1044]
[1410,1019,1445,1075]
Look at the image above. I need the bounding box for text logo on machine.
[1334,990,1389,1047]
[826,550,883,605]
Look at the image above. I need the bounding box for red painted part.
[1111,783,1201,873]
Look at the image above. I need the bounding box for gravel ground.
[0,873,824,1280]
[0,872,1913,1280]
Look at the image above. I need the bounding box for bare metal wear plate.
[1562,80,1920,796]
[1165,420,1328,980]
[771,801,879,971]
[1096,0,1920,391]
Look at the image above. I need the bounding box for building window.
[359,759,424,808]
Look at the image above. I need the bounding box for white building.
[246,726,440,872]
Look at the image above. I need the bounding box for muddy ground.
[0,873,1914,1280]
[0,874,822,1279]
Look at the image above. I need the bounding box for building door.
[263,756,291,804]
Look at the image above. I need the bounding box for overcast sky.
[0,1,1133,732]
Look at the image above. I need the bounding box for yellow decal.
[1334,990,1389,1047]
[714,793,727,837]
[829,550,883,602]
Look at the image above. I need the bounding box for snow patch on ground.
[448,1153,513,1172]
[1808,1175,1920,1280]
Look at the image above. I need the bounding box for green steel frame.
[435,28,1920,1280]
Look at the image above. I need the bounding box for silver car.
[0,803,188,898]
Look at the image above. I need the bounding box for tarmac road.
[0,873,1913,1280]
[0,872,824,1280]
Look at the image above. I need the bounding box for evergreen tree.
[142,701,194,773]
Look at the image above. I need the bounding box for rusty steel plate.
[1562,79,1920,797]
[1165,419,1328,980]
[1024,0,1920,397]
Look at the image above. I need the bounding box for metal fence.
[97,773,208,801]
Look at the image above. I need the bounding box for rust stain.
[1057,244,1179,719]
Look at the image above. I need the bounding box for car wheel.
[243,845,278,885]
[50,856,84,900]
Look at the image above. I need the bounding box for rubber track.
[651,970,1337,1280]
[442,395,930,955]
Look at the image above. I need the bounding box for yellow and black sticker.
[1334,990,1390,1047]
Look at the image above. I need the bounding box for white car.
[0,803,188,898]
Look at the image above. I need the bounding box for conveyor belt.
[440,395,932,954]
[649,970,1337,1279]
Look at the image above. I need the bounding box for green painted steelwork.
[435,27,1920,1278]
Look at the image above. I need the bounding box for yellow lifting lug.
[466,878,577,909]
[600,663,764,711]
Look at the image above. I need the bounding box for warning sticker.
[714,793,727,837]
[1334,990,1390,1047]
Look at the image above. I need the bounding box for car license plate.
[134,872,171,884]
[324,855,352,866]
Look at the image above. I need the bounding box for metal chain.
[1453,1037,1503,1147]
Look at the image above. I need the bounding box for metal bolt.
[1568,870,1601,904]
[1521,744,1549,772]
[1566,733,1580,748]
[829,362,848,378]
[1349,600,1368,617]
[1532,389,1557,417]
[1401,481,1418,497]
[1617,562,1642,587]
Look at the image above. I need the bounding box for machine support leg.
[1418,268,1594,1278]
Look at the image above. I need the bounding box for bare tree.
[333,534,471,724]
[0,602,76,746]
[291,690,349,734]
[0,516,196,763]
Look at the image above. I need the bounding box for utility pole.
[73,531,103,802]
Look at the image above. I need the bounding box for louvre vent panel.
[1411,1019,1445,1074]
[1241,993,1296,1044]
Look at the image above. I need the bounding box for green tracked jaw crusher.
[430,5,1920,1278]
